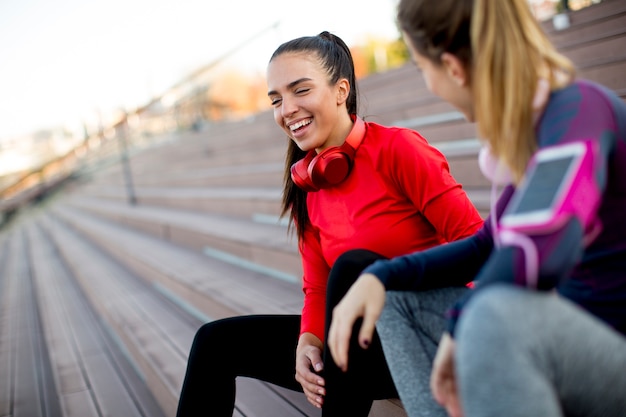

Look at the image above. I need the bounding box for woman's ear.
[441,52,469,87]
[336,78,350,105]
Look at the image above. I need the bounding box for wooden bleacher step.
[26,217,167,417]
[0,226,64,417]
[49,198,408,416]
[60,194,302,280]
[75,184,285,221]
[41,210,320,417]
[50,203,304,318]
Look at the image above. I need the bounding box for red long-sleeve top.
[299,121,483,341]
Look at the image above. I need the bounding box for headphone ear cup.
[308,148,352,189]
[289,116,365,191]
[291,153,319,192]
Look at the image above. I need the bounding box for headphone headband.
[344,114,366,153]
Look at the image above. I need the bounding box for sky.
[0,0,400,142]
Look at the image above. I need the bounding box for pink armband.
[499,139,601,235]
[497,139,603,286]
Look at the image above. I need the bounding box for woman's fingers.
[299,377,325,408]
[295,342,325,408]
[328,306,355,371]
[430,333,463,417]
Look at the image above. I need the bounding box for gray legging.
[377,287,469,417]
[377,285,626,417]
[455,285,626,417]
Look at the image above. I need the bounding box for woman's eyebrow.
[267,78,312,96]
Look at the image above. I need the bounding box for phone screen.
[506,154,577,215]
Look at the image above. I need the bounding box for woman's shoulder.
[551,79,622,110]
[359,120,449,175]
[572,79,626,131]
[538,79,625,147]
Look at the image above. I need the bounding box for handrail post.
[118,113,137,205]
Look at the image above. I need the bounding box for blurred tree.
[385,37,411,70]
[352,36,410,78]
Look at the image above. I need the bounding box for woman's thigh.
[379,287,469,350]
[456,285,626,417]
[192,314,303,391]
[375,287,468,417]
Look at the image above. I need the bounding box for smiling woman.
[174,30,482,417]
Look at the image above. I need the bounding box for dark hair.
[397,0,473,68]
[270,31,359,241]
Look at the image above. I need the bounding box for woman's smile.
[288,117,313,140]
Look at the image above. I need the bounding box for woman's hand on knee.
[296,333,325,408]
[328,273,385,372]
[431,333,464,417]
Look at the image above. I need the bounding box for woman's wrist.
[297,332,323,352]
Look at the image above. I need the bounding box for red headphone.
[290,115,366,192]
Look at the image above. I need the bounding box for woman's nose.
[281,96,298,118]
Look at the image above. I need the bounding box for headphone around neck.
[290,115,367,192]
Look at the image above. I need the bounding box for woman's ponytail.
[471,0,575,183]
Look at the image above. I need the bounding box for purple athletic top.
[365,79,626,336]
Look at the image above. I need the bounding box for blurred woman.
[328,1,626,416]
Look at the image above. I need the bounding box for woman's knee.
[377,291,410,339]
[190,315,259,356]
[380,288,468,332]
[455,284,537,371]
[327,249,386,302]
[380,291,412,323]
[457,284,526,336]
[378,290,435,338]
[331,249,385,277]
[190,319,230,354]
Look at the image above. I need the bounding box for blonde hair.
[471,0,575,182]
[397,0,576,183]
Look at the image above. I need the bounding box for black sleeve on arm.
[363,233,493,291]
[446,208,586,336]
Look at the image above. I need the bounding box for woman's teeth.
[290,119,312,131]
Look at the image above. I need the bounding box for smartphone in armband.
[499,140,601,236]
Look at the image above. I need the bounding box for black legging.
[175,249,398,417]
